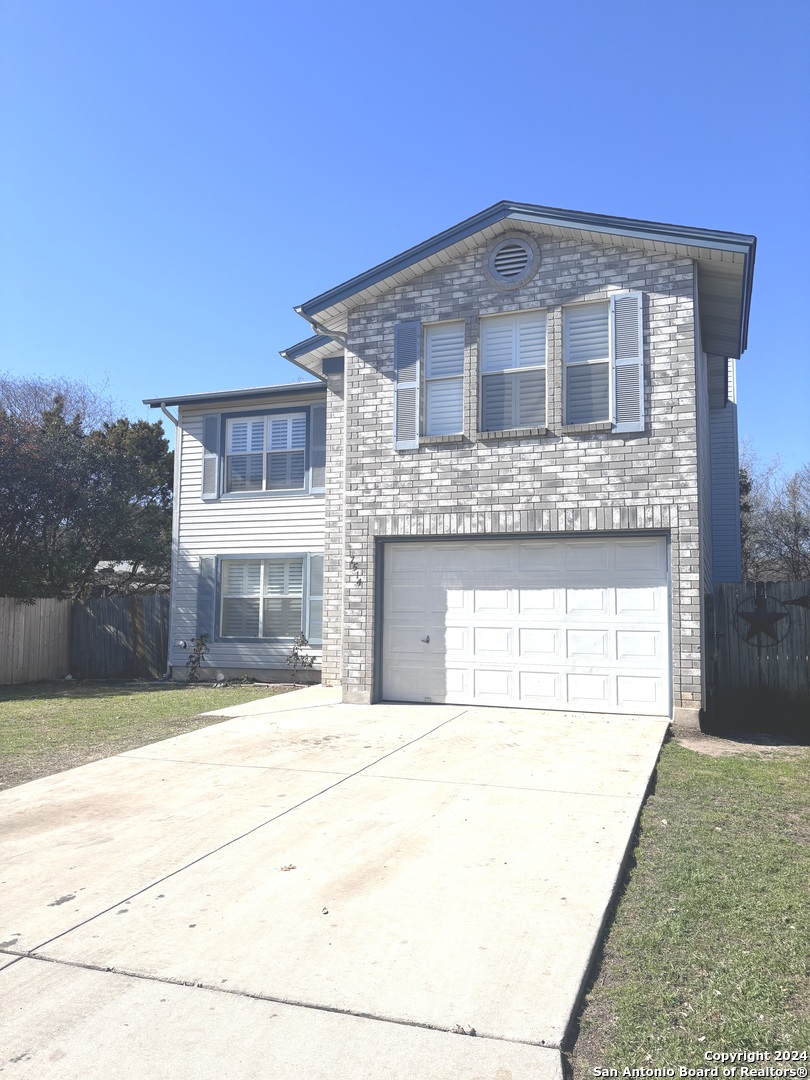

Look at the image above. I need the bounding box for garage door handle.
[421,635,430,644]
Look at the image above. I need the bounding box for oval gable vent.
[489,238,533,284]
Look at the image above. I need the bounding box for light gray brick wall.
[321,234,702,719]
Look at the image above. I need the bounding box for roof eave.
[297,201,757,324]
[143,382,325,409]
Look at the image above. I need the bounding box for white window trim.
[223,411,308,496]
[218,553,323,643]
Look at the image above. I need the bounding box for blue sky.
[2,0,808,470]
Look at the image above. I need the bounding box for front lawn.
[568,737,810,1073]
[0,680,294,790]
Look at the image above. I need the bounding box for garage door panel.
[518,542,561,573]
[615,586,662,615]
[518,588,558,614]
[617,675,663,708]
[388,583,427,614]
[564,541,609,573]
[474,589,511,613]
[473,668,512,699]
[616,630,661,660]
[566,588,609,615]
[444,626,468,654]
[387,545,428,572]
[473,626,513,659]
[444,588,467,611]
[473,544,515,572]
[382,537,670,716]
[567,672,612,707]
[566,629,610,660]
[518,627,560,658]
[519,669,561,705]
[614,538,665,573]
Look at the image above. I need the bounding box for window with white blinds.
[480,311,546,431]
[563,294,645,431]
[424,322,464,435]
[219,555,322,641]
[225,413,307,493]
[564,302,610,425]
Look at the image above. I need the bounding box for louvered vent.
[493,242,530,279]
[489,239,533,283]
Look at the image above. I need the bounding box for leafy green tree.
[0,399,172,599]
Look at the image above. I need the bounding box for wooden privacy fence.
[0,595,170,685]
[707,581,810,735]
[0,597,71,685]
[69,595,170,680]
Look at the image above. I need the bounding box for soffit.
[296,203,755,358]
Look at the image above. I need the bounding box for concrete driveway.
[1,685,668,1079]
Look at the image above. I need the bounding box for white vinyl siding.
[173,392,326,675]
[424,321,464,435]
[481,312,546,431]
[564,303,610,425]
[220,557,304,639]
[225,413,307,494]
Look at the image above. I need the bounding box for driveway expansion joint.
[15,949,560,1050]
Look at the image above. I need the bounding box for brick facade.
[320,233,704,724]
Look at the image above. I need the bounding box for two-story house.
[146,201,755,728]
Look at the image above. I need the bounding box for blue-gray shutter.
[310,404,327,492]
[394,320,421,450]
[196,556,217,640]
[611,292,644,433]
[201,414,220,499]
[307,554,324,644]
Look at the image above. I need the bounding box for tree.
[0,371,122,432]
[0,399,173,599]
[740,448,810,581]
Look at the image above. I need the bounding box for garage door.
[381,537,670,716]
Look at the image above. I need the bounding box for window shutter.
[310,404,327,492]
[307,554,324,644]
[201,415,220,499]
[393,320,421,450]
[196,556,217,639]
[611,292,644,433]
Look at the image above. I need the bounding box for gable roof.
[289,201,756,361]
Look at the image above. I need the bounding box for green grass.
[569,740,810,1073]
[0,680,294,789]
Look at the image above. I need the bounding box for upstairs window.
[224,413,307,494]
[424,321,464,436]
[564,293,644,432]
[480,311,546,431]
[564,303,610,425]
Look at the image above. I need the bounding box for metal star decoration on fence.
[738,590,788,644]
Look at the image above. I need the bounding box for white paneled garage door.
[382,537,670,716]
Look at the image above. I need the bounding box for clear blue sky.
[2,0,808,471]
